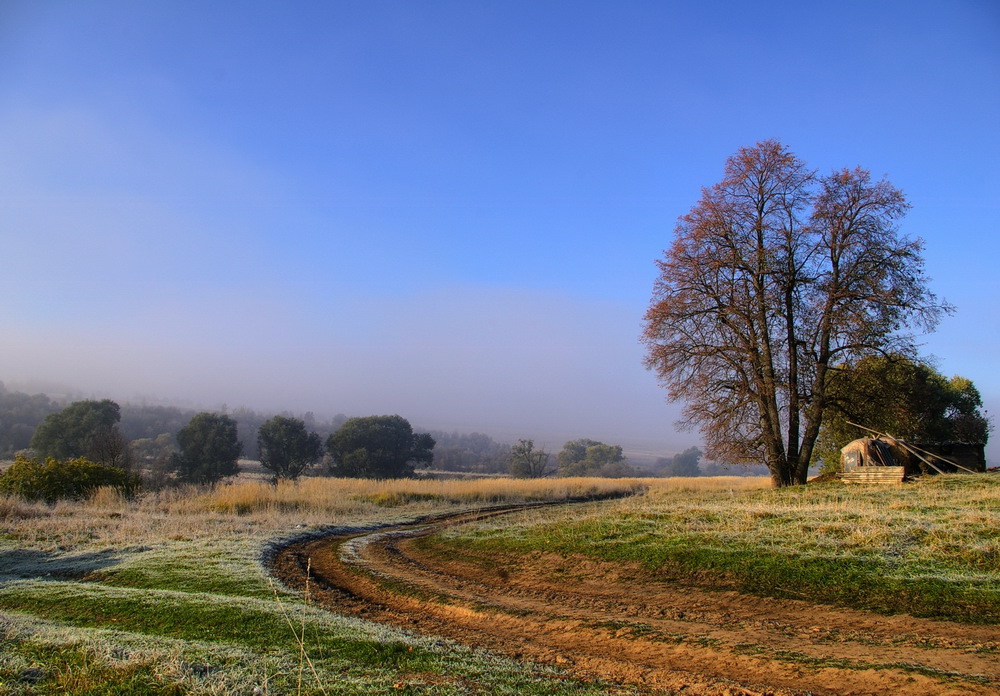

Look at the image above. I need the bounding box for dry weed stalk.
[267,560,329,696]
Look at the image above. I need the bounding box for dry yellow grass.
[184,476,649,515]
[0,474,770,554]
[453,474,1000,582]
[0,475,651,552]
[0,494,44,520]
[0,474,775,559]
[642,475,770,494]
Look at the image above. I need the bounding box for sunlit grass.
[433,474,1000,623]
[188,476,646,516]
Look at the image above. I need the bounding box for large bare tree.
[642,141,949,487]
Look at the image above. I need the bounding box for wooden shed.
[840,436,986,483]
[839,437,908,483]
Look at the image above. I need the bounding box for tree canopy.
[815,355,990,470]
[0,383,58,456]
[257,415,323,480]
[508,439,551,478]
[429,430,511,473]
[30,399,133,469]
[171,412,242,484]
[556,439,632,477]
[642,140,949,487]
[326,415,434,479]
[655,446,703,477]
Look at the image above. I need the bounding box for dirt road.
[269,506,999,695]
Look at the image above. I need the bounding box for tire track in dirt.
[269,504,1000,696]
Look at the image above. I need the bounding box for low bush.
[0,455,141,503]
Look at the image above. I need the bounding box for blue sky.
[1,1,998,462]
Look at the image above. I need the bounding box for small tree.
[557,439,630,477]
[87,424,136,471]
[31,399,132,469]
[131,433,177,489]
[326,415,434,479]
[655,446,702,477]
[508,439,551,478]
[132,433,176,466]
[257,415,323,480]
[171,412,242,485]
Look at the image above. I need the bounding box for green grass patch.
[0,480,654,695]
[94,545,275,599]
[0,640,182,696]
[0,613,629,696]
[0,582,437,671]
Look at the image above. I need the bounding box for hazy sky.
[1,2,998,461]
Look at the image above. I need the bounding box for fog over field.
[1,288,690,455]
[2,2,998,463]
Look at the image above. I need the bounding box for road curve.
[268,504,1000,696]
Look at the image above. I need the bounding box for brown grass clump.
[85,486,130,511]
[0,494,46,520]
[0,495,49,520]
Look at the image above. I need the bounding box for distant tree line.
[554,439,635,477]
[550,440,765,478]
[426,431,511,474]
[0,383,60,456]
[653,446,702,477]
[0,382,831,492]
[10,358,973,495]
[0,389,444,495]
[0,386,520,480]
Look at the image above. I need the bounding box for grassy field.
[432,474,1000,624]
[0,476,645,696]
[2,473,998,694]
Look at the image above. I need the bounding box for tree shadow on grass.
[0,548,125,584]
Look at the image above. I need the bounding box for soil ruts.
[269,506,999,696]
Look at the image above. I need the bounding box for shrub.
[0,455,141,503]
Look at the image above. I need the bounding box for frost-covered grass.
[0,605,628,696]
[0,477,644,695]
[434,474,1000,624]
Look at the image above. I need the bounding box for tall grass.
[0,494,44,520]
[187,476,647,515]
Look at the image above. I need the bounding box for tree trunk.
[768,458,796,488]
